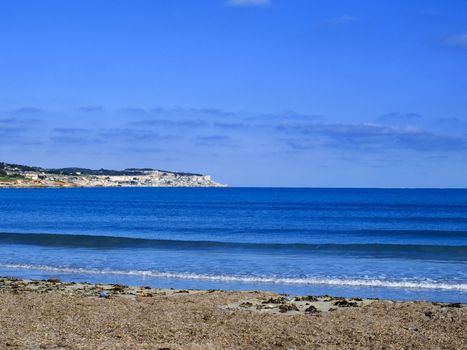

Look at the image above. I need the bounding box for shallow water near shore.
[0,187,466,302]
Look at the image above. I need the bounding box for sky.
[0,0,466,187]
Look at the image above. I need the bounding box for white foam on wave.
[1,263,466,291]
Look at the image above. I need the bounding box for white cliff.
[0,163,226,188]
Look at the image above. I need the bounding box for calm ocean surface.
[0,188,466,302]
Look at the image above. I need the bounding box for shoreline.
[1,277,466,349]
[0,184,226,188]
[1,263,466,303]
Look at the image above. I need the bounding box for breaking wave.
[1,263,466,291]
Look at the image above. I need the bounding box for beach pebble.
[278,304,299,313]
[333,299,358,307]
[305,305,320,314]
[46,278,61,283]
[99,291,109,299]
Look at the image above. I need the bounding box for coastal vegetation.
[0,166,26,182]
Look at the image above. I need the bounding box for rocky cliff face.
[0,162,226,188]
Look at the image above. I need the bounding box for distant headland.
[0,162,226,188]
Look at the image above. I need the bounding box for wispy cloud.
[278,122,467,152]
[6,105,466,162]
[11,107,45,115]
[227,0,270,7]
[118,107,149,115]
[54,128,92,135]
[50,135,101,145]
[441,33,467,49]
[213,121,247,129]
[190,108,234,117]
[1,117,28,126]
[120,146,164,154]
[98,128,160,142]
[130,119,209,128]
[0,116,41,128]
[436,117,467,129]
[51,128,99,145]
[322,15,358,26]
[0,127,22,141]
[76,106,104,113]
[195,135,233,146]
[377,112,423,125]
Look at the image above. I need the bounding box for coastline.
[1,277,465,349]
[0,182,226,188]
[0,162,226,188]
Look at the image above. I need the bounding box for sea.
[0,187,466,303]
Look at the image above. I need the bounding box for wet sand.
[0,277,466,349]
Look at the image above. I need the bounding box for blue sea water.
[0,187,466,302]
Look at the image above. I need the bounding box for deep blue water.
[0,187,466,302]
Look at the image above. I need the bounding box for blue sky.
[1,0,466,187]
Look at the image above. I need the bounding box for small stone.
[262,297,287,304]
[446,303,462,308]
[333,299,358,307]
[295,296,319,302]
[112,285,127,292]
[278,304,299,313]
[239,302,253,308]
[46,279,61,283]
[304,305,320,314]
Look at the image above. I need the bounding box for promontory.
[0,162,226,188]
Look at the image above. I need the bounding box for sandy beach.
[0,277,465,349]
